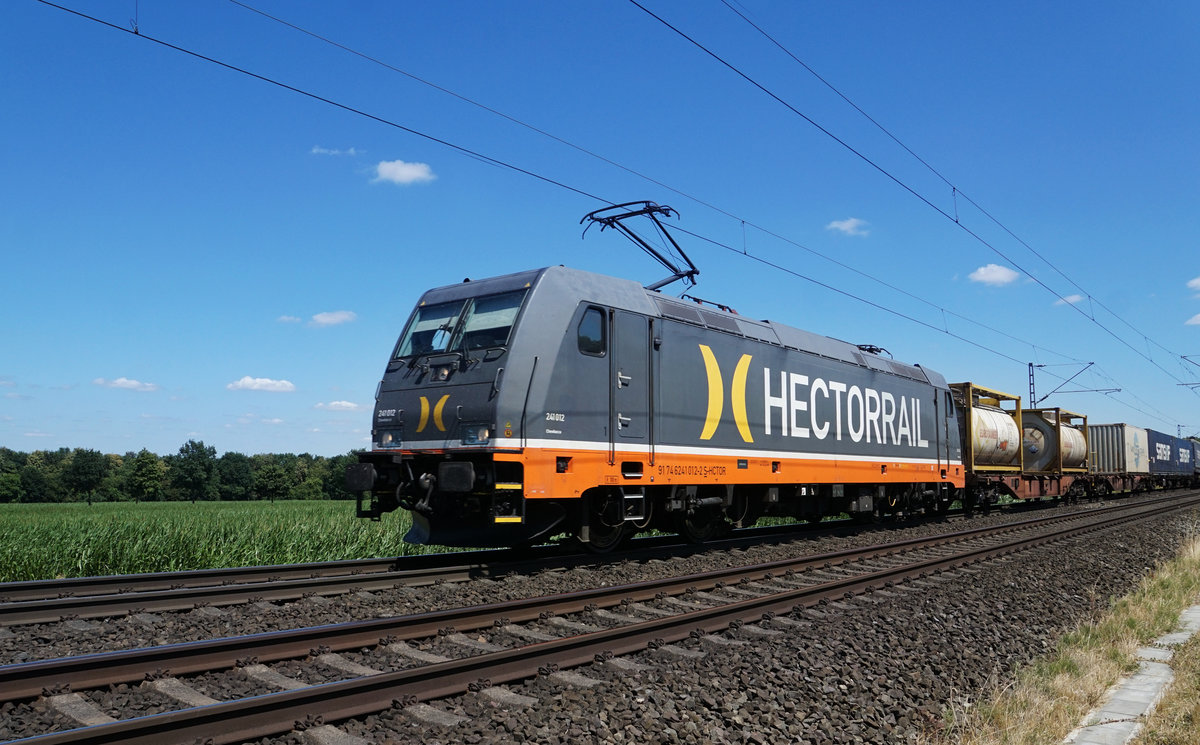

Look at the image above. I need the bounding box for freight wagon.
[950,383,1090,508]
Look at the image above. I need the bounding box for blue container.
[1147,430,1187,475]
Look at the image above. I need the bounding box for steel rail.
[0,546,544,603]
[0,517,882,620]
[11,492,1198,745]
[3,492,1194,706]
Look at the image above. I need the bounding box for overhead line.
[33,1,610,205]
[719,0,1196,376]
[38,0,1189,417]
[225,0,1087,368]
[631,0,1198,395]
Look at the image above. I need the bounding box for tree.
[127,449,167,502]
[62,448,109,502]
[169,440,219,501]
[0,447,26,475]
[217,452,254,501]
[18,451,59,502]
[0,472,21,503]
[322,452,360,500]
[253,461,291,502]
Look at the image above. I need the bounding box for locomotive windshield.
[394,289,527,358]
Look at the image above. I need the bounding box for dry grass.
[1134,582,1200,744]
[922,528,1200,745]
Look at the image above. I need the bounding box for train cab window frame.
[393,289,527,359]
[577,306,606,357]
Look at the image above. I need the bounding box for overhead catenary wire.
[719,0,1200,387]
[34,0,1190,425]
[32,1,611,206]
[630,0,1200,397]
[224,0,1089,369]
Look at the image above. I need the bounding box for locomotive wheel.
[674,507,726,543]
[580,488,627,553]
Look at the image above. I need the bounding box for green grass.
[0,501,443,582]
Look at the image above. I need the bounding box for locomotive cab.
[347,268,549,546]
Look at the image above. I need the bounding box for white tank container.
[970,406,1020,466]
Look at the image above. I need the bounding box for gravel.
[2,498,1196,744]
[0,501,1142,666]
[252,507,1198,744]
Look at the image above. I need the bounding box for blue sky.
[2,0,1198,457]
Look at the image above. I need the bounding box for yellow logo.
[416,395,449,433]
[698,345,753,443]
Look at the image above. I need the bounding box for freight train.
[345,265,1200,550]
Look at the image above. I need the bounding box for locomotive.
[345,263,969,550]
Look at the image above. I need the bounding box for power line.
[33,1,610,206]
[631,0,1199,397]
[224,0,1088,368]
[234,0,1193,400]
[36,0,1192,422]
[720,0,1200,393]
[223,2,1173,412]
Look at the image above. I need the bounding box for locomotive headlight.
[375,430,403,449]
[461,425,490,445]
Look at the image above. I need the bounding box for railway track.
[0,512,973,627]
[4,491,1196,744]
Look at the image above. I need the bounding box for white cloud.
[1188,276,1200,292]
[316,400,361,411]
[373,159,436,185]
[24,431,52,438]
[1187,314,1200,326]
[277,315,301,323]
[968,264,1020,286]
[825,217,870,236]
[1054,294,1084,306]
[311,310,357,327]
[226,376,296,393]
[311,146,360,156]
[93,377,160,392]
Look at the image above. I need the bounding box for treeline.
[0,440,361,503]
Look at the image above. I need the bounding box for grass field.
[0,501,442,582]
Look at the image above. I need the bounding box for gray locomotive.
[346,264,966,550]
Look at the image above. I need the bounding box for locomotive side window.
[578,307,606,356]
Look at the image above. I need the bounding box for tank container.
[1022,410,1087,472]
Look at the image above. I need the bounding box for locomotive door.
[934,390,951,477]
[611,311,649,442]
[933,392,943,475]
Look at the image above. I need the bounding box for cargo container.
[1192,439,1200,477]
[1088,423,1149,475]
[1147,429,1190,475]
[1022,408,1088,474]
